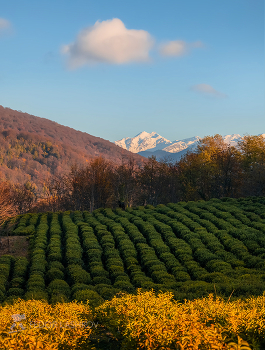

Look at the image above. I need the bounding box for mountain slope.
[0,105,144,188]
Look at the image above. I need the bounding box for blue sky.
[0,0,264,142]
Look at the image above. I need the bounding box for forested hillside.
[33,133,265,213]
[0,131,264,221]
[0,105,144,189]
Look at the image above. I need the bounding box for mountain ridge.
[115,132,264,161]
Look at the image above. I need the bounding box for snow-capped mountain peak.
[114,132,264,160]
[223,134,242,146]
[163,136,201,153]
[115,131,171,153]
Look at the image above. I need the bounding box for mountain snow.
[115,132,242,153]
[115,132,264,160]
[223,134,242,146]
[115,131,172,153]
[163,136,201,153]
[115,131,265,160]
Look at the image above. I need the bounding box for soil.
[0,236,29,258]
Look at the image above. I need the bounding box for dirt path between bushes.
[0,236,29,258]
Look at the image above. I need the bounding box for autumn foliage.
[0,182,35,227]
[0,133,264,220]
[0,105,143,190]
[97,290,265,349]
[35,134,265,213]
[0,291,265,349]
[0,299,93,349]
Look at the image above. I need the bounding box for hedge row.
[12,213,38,236]
[165,203,264,270]
[110,212,159,289]
[61,213,91,301]
[25,214,49,301]
[7,257,29,302]
[86,212,134,293]
[80,213,115,300]
[110,209,177,289]
[127,210,181,288]
[45,213,65,289]
[0,255,14,301]
[100,209,155,291]
[183,204,264,269]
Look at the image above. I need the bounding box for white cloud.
[0,18,11,33]
[62,18,154,68]
[159,40,203,57]
[191,84,227,98]
[159,40,187,56]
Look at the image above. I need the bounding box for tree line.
[0,134,264,222]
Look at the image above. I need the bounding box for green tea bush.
[47,279,71,298]
[93,276,112,285]
[50,293,69,304]
[67,264,92,285]
[24,290,48,301]
[7,287,24,297]
[71,283,94,295]
[108,265,125,280]
[205,260,232,273]
[48,261,64,271]
[0,265,10,280]
[90,265,109,278]
[172,269,191,282]
[27,278,46,292]
[10,277,25,288]
[72,289,103,307]
[113,281,135,293]
[46,268,64,282]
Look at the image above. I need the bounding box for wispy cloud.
[159,40,203,57]
[0,18,11,35]
[62,18,154,68]
[191,84,227,98]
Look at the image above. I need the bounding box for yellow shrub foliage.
[0,292,265,349]
[96,290,265,350]
[0,299,93,350]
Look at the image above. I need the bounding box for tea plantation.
[1,197,265,304]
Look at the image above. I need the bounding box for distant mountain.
[162,136,202,153]
[115,132,247,161]
[115,131,172,153]
[138,148,192,162]
[0,105,144,189]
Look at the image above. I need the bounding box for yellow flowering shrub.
[190,294,265,346]
[96,290,265,350]
[0,299,93,350]
[1,292,264,349]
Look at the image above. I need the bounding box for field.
[1,197,265,349]
[1,196,265,304]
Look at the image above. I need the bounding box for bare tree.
[115,157,139,208]
[0,182,17,225]
[0,182,18,252]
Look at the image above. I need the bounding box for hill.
[0,105,144,189]
[1,196,265,305]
